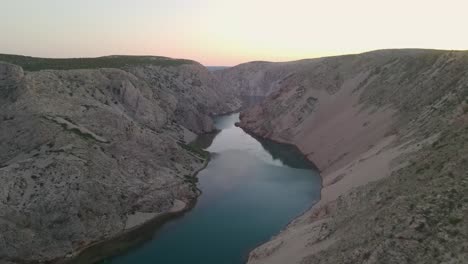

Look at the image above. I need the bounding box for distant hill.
[206,66,229,72]
[0,54,195,71]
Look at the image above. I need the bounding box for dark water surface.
[111,113,321,264]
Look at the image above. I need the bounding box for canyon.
[1,49,467,264]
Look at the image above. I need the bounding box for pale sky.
[1,0,468,66]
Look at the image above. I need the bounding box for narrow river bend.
[111,113,321,264]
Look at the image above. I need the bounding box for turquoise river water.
[111,113,321,264]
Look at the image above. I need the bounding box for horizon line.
[1,48,467,68]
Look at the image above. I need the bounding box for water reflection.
[111,113,321,264]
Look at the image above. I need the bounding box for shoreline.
[239,124,323,173]
[60,155,211,264]
[238,124,324,264]
[61,114,322,264]
[238,114,430,263]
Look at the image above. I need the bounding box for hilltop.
[0,54,196,71]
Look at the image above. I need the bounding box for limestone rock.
[0,58,238,263]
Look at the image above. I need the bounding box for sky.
[1,0,468,66]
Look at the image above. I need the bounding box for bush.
[448,217,462,225]
[177,142,209,159]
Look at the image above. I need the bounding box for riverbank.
[61,154,211,264]
[0,56,242,263]
[238,116,437,264]
[236,130,323,263]
[109,113,321,264]
[233,50,468,264]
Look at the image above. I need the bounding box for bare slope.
[0,56,240,263]
[235,49,468,264]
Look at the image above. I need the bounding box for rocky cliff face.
[237,50,468,264]
[214,61,302,106]
[0,57,240,263]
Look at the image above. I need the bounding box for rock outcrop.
[234,50,468,264]
[0,56,240,263]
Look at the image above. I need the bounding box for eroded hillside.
[0,56,240,263]
[234,50,468,264]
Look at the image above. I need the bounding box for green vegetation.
[177,141,209,159]
[448,216,462,225]
[68,127,96,141]
[0,54,195,71]
[183,174,199,184]
[52,119,95,141]
[96,259,111,264]
[45,116,105,143]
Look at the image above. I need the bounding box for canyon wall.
[232,50,468,264]
[1,50,467,264]
[0,56,240,263]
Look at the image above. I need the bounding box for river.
[111,113,321,264]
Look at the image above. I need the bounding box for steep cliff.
[237,50,468,264]
[214,61,300,106]
[0,55,240,263]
